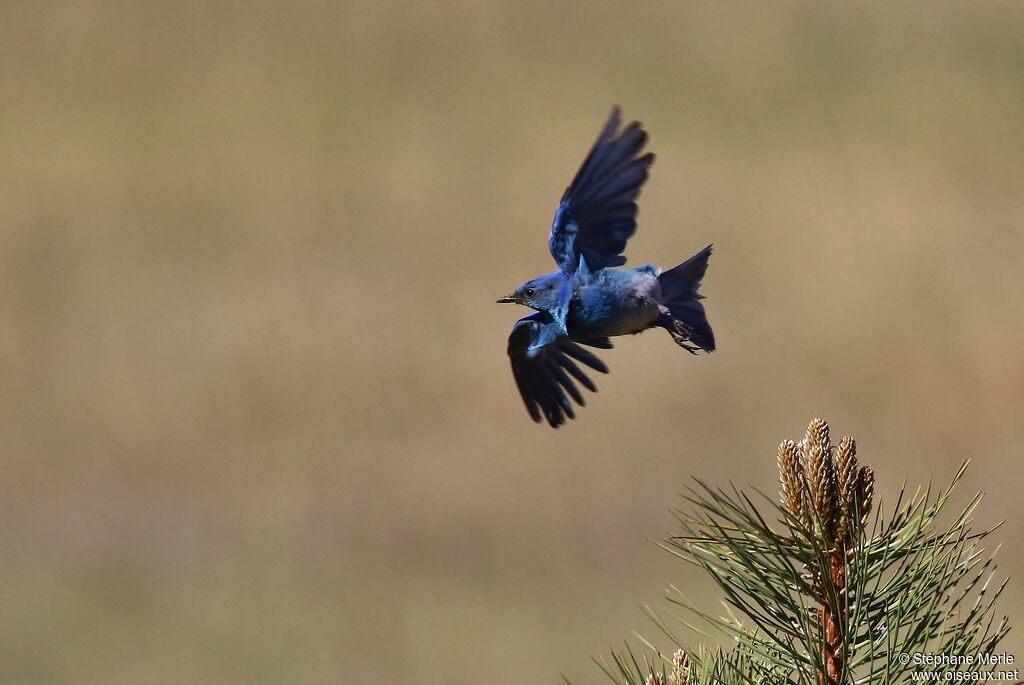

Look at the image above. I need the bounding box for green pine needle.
[580,420,1010,685]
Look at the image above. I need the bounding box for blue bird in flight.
[497,107,715,427]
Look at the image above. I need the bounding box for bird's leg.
[672,321,701,354]
[672,335,701,355]
[657,309,701,354]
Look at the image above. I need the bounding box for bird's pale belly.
[592,296,660,336]
[567,272,663,339]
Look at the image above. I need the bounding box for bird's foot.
[679,340,701,355]
[669,330,701,355]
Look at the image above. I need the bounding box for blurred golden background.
[2,2,1023,683]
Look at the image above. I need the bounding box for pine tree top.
[589,418,1009,685]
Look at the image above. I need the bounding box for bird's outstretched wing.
[548,106,655,274]
[507,312,610,428]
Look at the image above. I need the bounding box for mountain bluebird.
[497,107,715,427]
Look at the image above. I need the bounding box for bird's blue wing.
[506,312,609,428]
[548,106,655,274]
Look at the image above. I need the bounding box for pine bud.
[778,439,803,522]
[835,435,858,543]
[802,419,838,542]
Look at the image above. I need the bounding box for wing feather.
[548,108,655,273]
[506,313,609,427]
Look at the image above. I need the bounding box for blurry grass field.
[2,2,1023,683]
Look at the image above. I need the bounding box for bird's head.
[496,274,567,312]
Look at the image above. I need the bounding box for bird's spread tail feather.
[657,244,715,353]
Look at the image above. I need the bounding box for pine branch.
[586,418,1011,685]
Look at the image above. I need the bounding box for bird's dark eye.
[524,288,535,298]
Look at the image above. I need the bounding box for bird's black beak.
[496,293,519,304]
